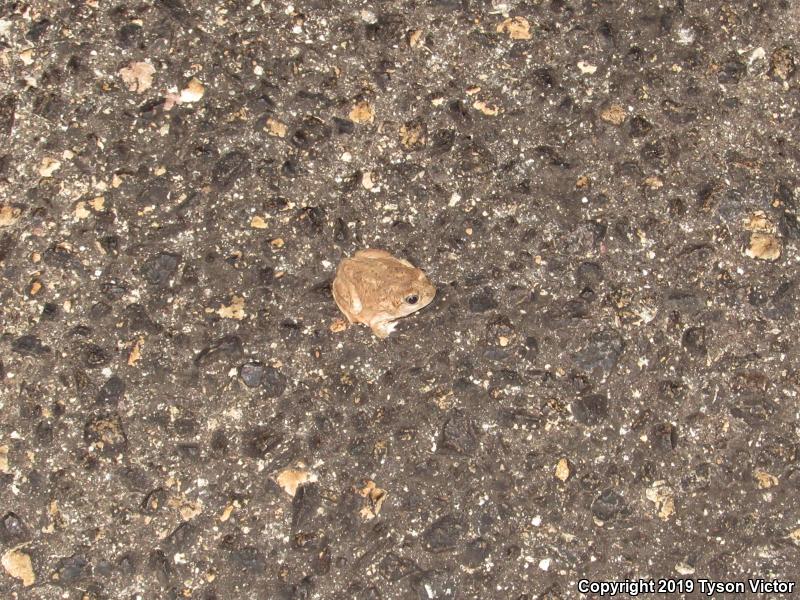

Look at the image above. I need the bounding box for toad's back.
[332,249,436,338]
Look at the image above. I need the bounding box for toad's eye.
[405,294,419,305]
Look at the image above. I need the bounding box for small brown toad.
[332,249,436,338]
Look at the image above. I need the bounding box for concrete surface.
[1,0,799,598]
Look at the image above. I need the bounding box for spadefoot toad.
[332,249,436,338]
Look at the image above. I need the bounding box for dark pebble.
[439,409,479,455]
[652,422,679,451]
[0,512,29,543]
[628,115,652,137]
[140,252,181,287]
[148,549,172,588]
[291,483,321,532]
[239,361,265,387]
[26,18,50,42]
[12,334,50,356]
[117,23,143,48]
[244,427,283,459]
[262,365,288,397]
[422,514,467,553]
[574,330,624,379]
[194,335,243,365]
[379,552,420,581]
[0,94,16,135]
[52,554,90,585]
[212,150,251,191]
[591,489,627,522]
[575,261,603,289]
[469,287,498,313]
[228,546,267,572]
[83,343,111,368]
[682,326,707,357]
[41,302,59,320]
[96,375,126,405]
[460,537,491,567]
[571,394,609,425]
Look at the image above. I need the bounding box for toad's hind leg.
[332,278,361,323]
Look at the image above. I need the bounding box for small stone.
[439,410,479,455]
[83,343,110,368]
[238,362,265,387]
[194,335,243,366]
[538,558,551,571]
[0,445,8,474]
[275,466,317,497]
[461,538,491,568]
[789,528,800,546]
[496,17,532,40]
[399,121,426,149]
[212,150,251,190]
[52,554,89,585]
[600,104,626,125]
[127,337,144,366]
[266,118,288,138]
[644,176,663,189]
[744,211,774,233]
[38,157,61,177]
[674,561,695,575]
[554,458,571,482]
[349,100,374,124]
[2,549,35,587]
[680,330,706,361]
[754,469,779,489]
[19,48,34,65]
[575,330,624,379]
[357,479,387,520]
[250,215,268,229]
[330,318,348,333]
[629,115,653,137]
[0,512,28,542]
[652,422,679,451]
[179,78,204,103]
[472,100,499,116]
[219,504,234,522]
[770,46,796,81]
[118,61,155,93]
[270,238,284,249]
[361,171,374,189]
[84,414,128,454]
[745,232,781,260]
[407,29,424,47]
[0,204,21,227]
[578,61,598,74]
[645,480,675,520]
[74,201,91,219]
[217,295,245,320]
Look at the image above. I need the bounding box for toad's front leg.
[370,319,397,339]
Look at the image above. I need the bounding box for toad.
[332,249,436,338]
